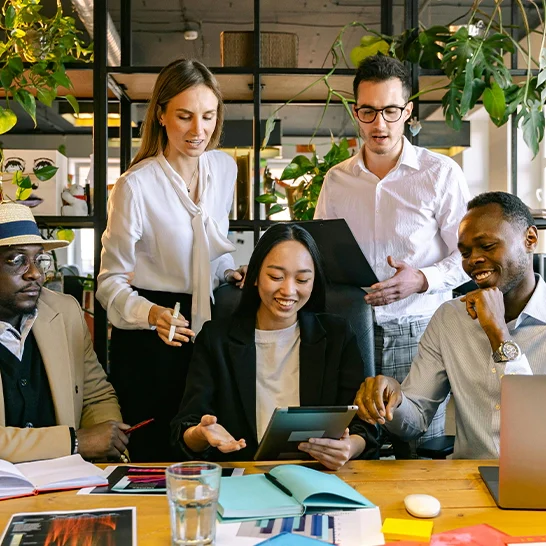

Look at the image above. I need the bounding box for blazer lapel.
[227,316,257,439]
[34,298,75,426]
[299,312,327,406]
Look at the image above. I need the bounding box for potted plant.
[0,0,92,134]
[262,0,546,158]
[257,138,351,219]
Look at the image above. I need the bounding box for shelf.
[534,218,546,230]
[35,216,95,229]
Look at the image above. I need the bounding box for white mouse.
[404,494,441,518]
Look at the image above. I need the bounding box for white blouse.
[97,151,236,333]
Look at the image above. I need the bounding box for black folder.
[290,219,378,287]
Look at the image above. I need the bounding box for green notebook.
[217,464,374,523]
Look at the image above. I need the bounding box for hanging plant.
[0,0,93,134]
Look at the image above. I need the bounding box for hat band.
[0,220,41,240]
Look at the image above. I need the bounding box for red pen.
[126,418,155,434]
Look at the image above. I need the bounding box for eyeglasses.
[354,103,408,124]
[4,253,52,275]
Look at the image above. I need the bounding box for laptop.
[290,219,378,287]
[478,375,546,510]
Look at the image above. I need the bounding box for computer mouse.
[404,494,441,518]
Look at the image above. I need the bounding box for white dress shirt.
[0,313,36,360]
[386,275,546,459]
[315,137,470,325]
[255,322,301,442]
[97,151,236,333]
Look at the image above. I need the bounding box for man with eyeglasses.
[315,55,470,458]
[0,202,130,463]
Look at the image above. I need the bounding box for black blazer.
[171,311,379,462]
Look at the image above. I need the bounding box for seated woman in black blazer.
[171,223,378,469]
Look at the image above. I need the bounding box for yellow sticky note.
[381,517,434,542]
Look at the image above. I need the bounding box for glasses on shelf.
[354,103,408,124]
[4,253,53,275]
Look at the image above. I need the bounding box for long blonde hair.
[129,59,224,169]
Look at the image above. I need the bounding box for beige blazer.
[0,288,122,463]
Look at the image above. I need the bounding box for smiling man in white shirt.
[315,55,470,457]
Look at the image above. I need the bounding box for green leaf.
[255,193,277,204]
[0,68,13,90]
[293,197,310,211]
[52,69,72,89]
[14,90,36,126]
[5,5,16,29]
[64,94,79,115]
[10,29,25,39]
[262,116,277,149]
[0,107,17,134]
[36,87,56,107]
[15,187,32,201]
[280,155,315,180]
[442,86,462,131]
[18,175,32,189]
[34,165,58,181]
[350,36,390,68]
[459,58,476,117]
[7,57,24,77]
[418,26,449,70]
[266,204,285,216]
[520,101,545,160]
[11,171,23,186]
[483,82,506,125]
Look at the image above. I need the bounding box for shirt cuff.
[419,265,443,293]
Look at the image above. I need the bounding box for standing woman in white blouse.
[97,58,244,462]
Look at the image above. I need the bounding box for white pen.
[168,301,181,342]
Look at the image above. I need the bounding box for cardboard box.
[0,149,67,215]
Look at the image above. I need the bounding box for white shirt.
[315,137,470,325]
[386,275,546,459]
[0,313,36,360]
[255,323,301,442]
[97,151,236,332]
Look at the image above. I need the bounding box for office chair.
[212,282,375,378]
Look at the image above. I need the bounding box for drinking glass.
[166,462,222,546]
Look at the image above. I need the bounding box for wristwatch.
[492,340,521,363]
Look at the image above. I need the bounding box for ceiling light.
[183,22,200,41]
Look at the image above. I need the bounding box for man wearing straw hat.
[0,202,130,463]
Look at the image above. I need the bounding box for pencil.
[168,302,181,342]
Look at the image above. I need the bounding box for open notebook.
[218,465,374,523]
[0,455,107,500]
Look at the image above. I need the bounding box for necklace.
[186,163,199,192]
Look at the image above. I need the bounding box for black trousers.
[109,288,193,462]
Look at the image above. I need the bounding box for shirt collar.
[0,310,38,360]
[514,274,546,328]
[351,136,420,176]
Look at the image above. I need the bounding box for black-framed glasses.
[4,253,52,275]
[354,103,408,124]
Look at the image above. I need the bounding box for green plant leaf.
[7,57,24,77]
[350,36,390,68]
[280,155,314,180]
[11,171,23,186]
[442,86,462,131]
[418,26,449,70]
[266,204,285,216]
[520,101,545,160]
[64,94,79,115]
[36,87,56,107]
[483,82,506,125]
[262,117,277,149]
[0,68,13,90]
[293,197,310,211]
[34,165,58,181]
[0,107,17,134]
[14,90,36,126]
[256,193,278,204]
[19,175,32,189]
[52,69,72,89]
[5,5,16,29]
[15,187,32,201]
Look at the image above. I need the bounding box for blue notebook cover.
[218,464,374,523]
[256,532,329,545]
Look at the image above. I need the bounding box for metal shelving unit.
[89,0,537,365]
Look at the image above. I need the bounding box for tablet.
[253,405,358,461]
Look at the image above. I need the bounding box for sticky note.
[382,517,434,542]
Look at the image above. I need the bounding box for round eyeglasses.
[354,104,408,124]
[4,253,52,275]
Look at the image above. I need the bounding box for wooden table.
[0,460,544,544]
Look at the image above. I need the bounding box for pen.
[126,418,155,434]
[264,472,292,497]
[168,302,181,342]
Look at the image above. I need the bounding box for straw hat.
[0,202,70,250]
